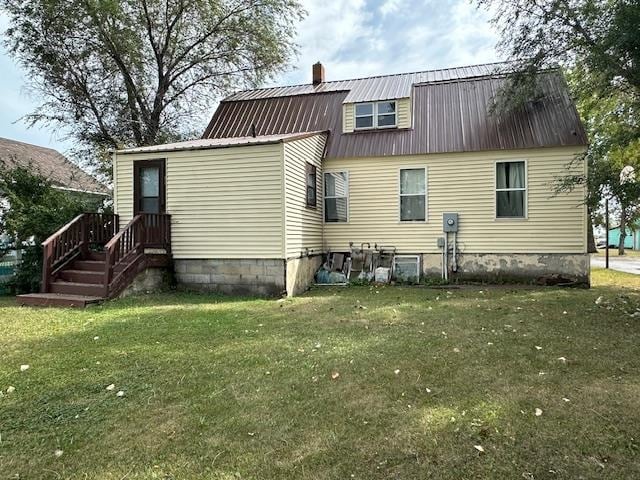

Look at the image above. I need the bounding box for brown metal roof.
[203,69,587,158]
[224,62,511,103]
[0,137,109,194]
[117,131,328,154]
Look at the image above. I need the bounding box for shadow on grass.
[1,286,640,479]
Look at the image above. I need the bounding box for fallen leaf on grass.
[425,387,432,393]
[106,384,115,391]
[535,346,542,350]
[54,449,63,458]
[394,369,400,375]
[116,391,125,397]
[474,445,485,453]
[595,296,603,305]
[331,372,340,380]
[6,386,15,393]
[557,357,567,363]
[535,408,543,417]
[20,365,29,372]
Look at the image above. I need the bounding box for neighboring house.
[0,137,109,196]
[607,224,639,249]
[19,61,589,306]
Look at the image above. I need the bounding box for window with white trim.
[496,161,526,218]
[324,172,348,222]
[354,101,397,129]
[399,168,426,222]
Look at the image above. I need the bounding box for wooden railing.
[42,213,119,292]
[103,213,171,297]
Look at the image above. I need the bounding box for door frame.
[133,159,166,215]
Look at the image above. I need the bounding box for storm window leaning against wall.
[400,168,426,221]
[496,161,526,218]
[324,172,348,222]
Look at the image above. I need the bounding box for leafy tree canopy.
[1,0,305,175]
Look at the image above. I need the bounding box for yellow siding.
[283,134,327,258]
[343,103,355,133]
[343,98,411,133]
[397,97,411,128]
[323,147,587,254]
[113,144,285,259]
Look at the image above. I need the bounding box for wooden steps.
[16,293,103,308]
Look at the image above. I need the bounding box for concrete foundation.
[286,255,323,296]
[119,267,167,297]
[422,253,590,285]
[174,258,286,296]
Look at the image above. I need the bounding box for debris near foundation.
[535,274,580,287]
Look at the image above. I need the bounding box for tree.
[1,0,304,176]
[477,0,640,253]
[0,165,105,293]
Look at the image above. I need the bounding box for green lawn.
[1,269,639,479]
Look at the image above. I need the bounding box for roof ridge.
[0,136,63,156]
[224,61,514,100]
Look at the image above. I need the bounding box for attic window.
[354,101,397,130]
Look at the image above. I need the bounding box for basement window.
[305,162,317,208]
[496,161,527,218]
[324,172,348,222]
[394,255,421,282]
[354,101,397,129]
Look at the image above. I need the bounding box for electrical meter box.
[443,213,459,232]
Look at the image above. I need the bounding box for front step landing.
[16,293,104,308]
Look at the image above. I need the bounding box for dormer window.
[354,101,397,130]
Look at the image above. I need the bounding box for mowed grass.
[1,269,639,479]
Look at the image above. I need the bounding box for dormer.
[343,97,412,133]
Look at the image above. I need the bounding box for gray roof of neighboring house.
[0,137,109,195]
[204,62,588,158]
[117,131,327,154]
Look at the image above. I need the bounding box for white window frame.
[323,170,349,223]
[354,101,397,130]
[393,255,422,281]
[398,166,427,223]
[495,159,528,220]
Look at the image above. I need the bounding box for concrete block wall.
[174,259,286,296]
[119,267,167,297]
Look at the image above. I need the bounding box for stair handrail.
[41,213,120,293]
[103,214,145,297]
[41,213,86,293]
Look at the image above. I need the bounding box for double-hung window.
[399,168,426,222]
[324,172,348,222]
[496,161,527,218]
[305,162,317,208]
[355,101,397,129]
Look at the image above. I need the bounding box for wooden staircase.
[17,213,171,307]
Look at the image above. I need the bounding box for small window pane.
[355,103,373,116]
[378,114,396,127]
[400,169,425,195]
[141,167,159,197]
[355,116,374,129]
[324,172,348,197]
[325,198,348,222]
[378,102,396,114]
[497,191,525,217]
[141,197,160,213]
[497,161,525,189]
[401,196,425,221]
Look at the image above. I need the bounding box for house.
[0,137,109,196]
[18,61,589,306]
[607,223,639,249]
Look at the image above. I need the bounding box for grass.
[1,268,639,479]
[593,248,640,257]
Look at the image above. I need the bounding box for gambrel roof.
[203,62,587,159]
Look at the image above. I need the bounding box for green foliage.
[0,166,104,293]
[0,0,305,174]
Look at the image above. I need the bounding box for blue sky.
[0,0,499,155]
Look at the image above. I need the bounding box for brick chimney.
[312,62,325,85]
